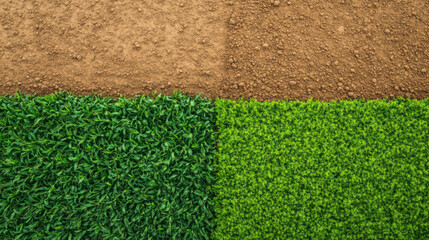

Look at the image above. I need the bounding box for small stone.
[385,29,391,34]
[422,68,427,73]
[134,42,141,49]
[238,82,245,87]
[289,81,297,86]
[372,78,377,83]
[394,86,400,91]
[262,43,269,48]
[348,92,355,97]
[273,0,281,6]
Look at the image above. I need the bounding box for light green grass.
[214,98,429,239]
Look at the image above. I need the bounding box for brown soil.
[222,0,429,101]
[1,0,428,101]
[0,0,226,98]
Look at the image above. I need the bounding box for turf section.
[214,98,429,240]
[0,92,216,239]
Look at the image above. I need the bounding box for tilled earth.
[1,0,428,101]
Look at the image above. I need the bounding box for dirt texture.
[222,0,429,101]
[1,0,428,100]
[0,0,226,98]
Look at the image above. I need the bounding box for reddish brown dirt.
[1,0,428,101]
[222,0,429,101]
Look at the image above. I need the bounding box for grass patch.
[214,98,429,239]
[0,92,216,239]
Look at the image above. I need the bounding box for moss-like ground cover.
[214,99,429,240]
[0,92,216,239]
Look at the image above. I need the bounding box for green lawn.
[214,99,429,239]
[2,93,428,239]
[0,92,216,239]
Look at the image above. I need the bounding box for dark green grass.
[0,92,216,239]
[214,98,429,240]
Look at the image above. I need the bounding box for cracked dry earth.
[0,0,428,101]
